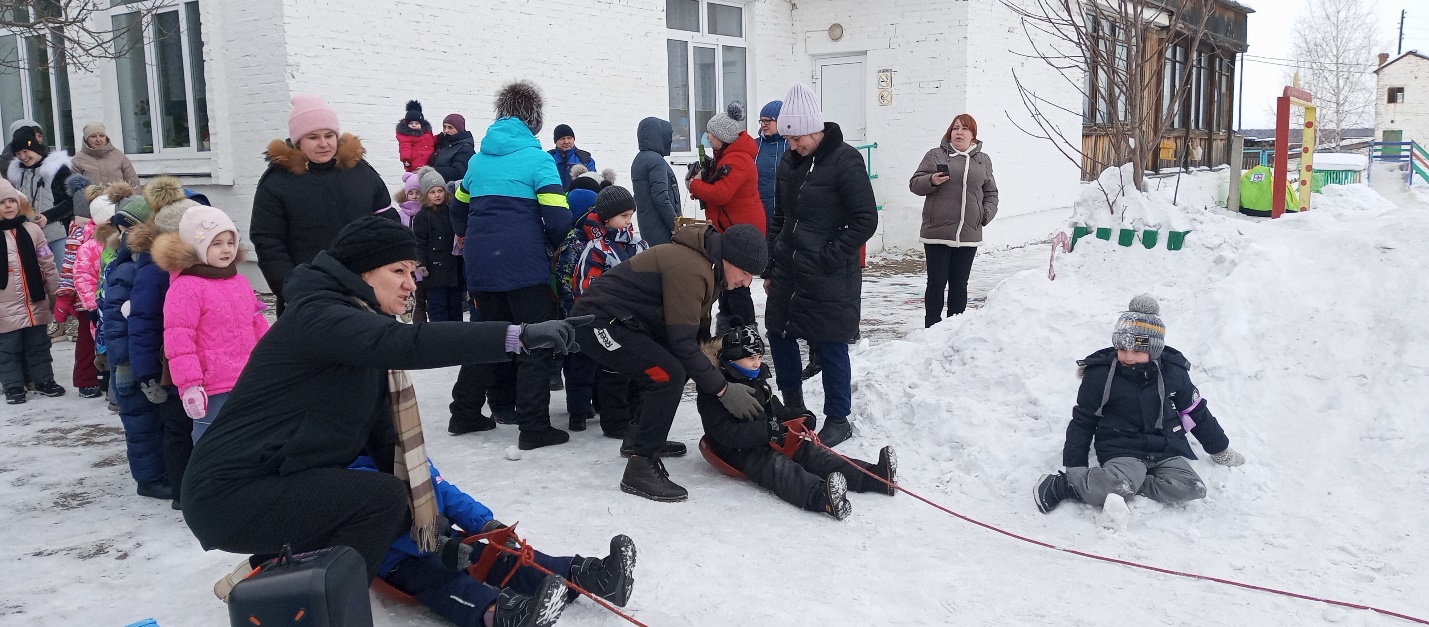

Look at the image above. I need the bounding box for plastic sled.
[698,417,817,480]
[371,523,524,605]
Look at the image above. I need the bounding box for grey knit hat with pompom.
[707,101,747,144]
[1112,294,1166,359]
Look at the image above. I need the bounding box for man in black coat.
[764,83,878,448]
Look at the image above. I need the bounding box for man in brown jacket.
[572,223,769,502]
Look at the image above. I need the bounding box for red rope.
[806,436,1429,625]
[476,527,651,627]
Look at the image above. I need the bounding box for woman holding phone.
[909,114,999,328]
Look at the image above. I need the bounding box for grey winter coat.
[909,140,998,247]
[631,117,682,246]
[71,142,142,188]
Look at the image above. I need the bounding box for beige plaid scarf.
[356,299,440,552]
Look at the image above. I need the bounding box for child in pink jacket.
[151,205,268,442]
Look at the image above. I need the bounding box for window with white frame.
[665,0,747,154]
[110,0,210,155]
[0,2,76,153]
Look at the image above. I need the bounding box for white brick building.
[4,0,1081,289]
[1374,51,1429,147]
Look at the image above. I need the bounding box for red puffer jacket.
[396,121,437,172]
[689,132,766,235]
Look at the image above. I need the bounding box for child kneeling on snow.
[350,455,635,627]
[1035,295,1245,515]
[696,322,896,520]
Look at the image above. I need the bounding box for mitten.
[114,364,135,395]
[1209,448,1245,467]
[139,377,168,404]
[93,352,108,373]
[54,297,75,323]
[437,536,475,571]
[181,386,208,420]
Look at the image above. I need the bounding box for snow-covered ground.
[3,175,1427,625]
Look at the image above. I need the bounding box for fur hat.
[178,205,239,266]
[404,100,426,124]
[707,101,747,144]
[1112,294,1166,359]
[9,126,47,157]
[288,94,340,142]
[594,185,636,222]
[494,80,544,135]
[720,224,768,275]
[144,176,198,234]
[553,124,574,142]
[416,166,445,200]
[443,113,466,133]
[328,215,419,275]
[777,83,824,137]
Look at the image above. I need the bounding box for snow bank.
[837,182,1429,615]
[1313,153,1369,171]
[1069,165,1227,233]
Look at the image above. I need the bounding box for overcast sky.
[1239,0,1429,128]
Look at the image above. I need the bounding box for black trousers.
[563,352,598,415]
[0,325,53,390]
[159,394,192,497]
[735,444,879,511]
[595,368,641,437]
[575,323,686,457]
[186,468,411,582]
[385,550,574,626]
[450,285,555,431]
[924,244,978,327]
[715,286,756,333]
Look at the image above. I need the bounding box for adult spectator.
[448,81,573,450]
[250,94,395,315]
[70,122,141,188]
[431,113,475,183]
[182,216,583,585]
[6,126,74,260]
[764,83,878,448]
[689,102,764,333]
[572,223,769,502]
[754,101,787,230]
[631,117,681,246]
[910,114,998,328]
[549,124,596,189]
[0,119,40,176]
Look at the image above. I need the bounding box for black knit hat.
[553,124,574,142]
[720,224,768,275]
[719,318,765,361]
[9,127,47,157]
[404,100,426,124]
[594,185,636,222]
[328,215,419,274]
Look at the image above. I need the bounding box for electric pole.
[1400,9,1406,55]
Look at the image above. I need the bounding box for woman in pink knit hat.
[249,94,397,315]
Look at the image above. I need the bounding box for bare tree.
[1001,0,1215,194]
[0,0,165,73]
[1285,0,1380,151]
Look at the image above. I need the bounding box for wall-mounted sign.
[878,89,893,106]
[877,69,893,89]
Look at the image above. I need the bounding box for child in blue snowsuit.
[351,456,636,627]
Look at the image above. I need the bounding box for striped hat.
[1112,294,1165,359]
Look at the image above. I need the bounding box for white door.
[817,56,866,143]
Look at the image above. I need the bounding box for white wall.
[1375,55,1429,146]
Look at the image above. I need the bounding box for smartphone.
[936,164,950,175]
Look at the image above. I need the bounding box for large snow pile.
[838,181,1428,618]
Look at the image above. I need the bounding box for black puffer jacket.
[765,122,878,343]
[1062,347,1231,467]
[413,204,462,288]
[181,252,513,546]
[431,131,475,182]
[697,355,814,468]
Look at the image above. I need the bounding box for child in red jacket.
[397,100,436,172]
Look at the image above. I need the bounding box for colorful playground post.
[1272,85,1316,218]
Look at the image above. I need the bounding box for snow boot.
[213,559,255,603]
[5,387,26,404]
[1034,471,1078,513]
[493,573,568,627]
[818,472,852,520]
[569,412,593,432]
[1210,447,1246,467]
[619,424,686,458]
[136,481,174,500]
[868,445,897,496]
[781,387,804,410]
[518,426,570,451]
[817,416,852,448]
[448,413,496,435]
[620,454,688,502]
[493,408,519,425]
[78,386,103,399]
[34,380,65,397]
[568,534,636,607]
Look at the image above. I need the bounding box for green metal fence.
[1310,169,1362,193]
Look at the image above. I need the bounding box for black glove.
[520,316,592,354]
[437,536,475,571]
[767,415,789,443]
[718,383,764,421]
[139,376,168,404]
[702,164,732,184]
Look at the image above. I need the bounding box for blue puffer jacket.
[127,251,169,381]
[755,132,787,228]
[349,456,495,577]
[100,234,139,367]
[453,117,570,293]
[549,147,596,189]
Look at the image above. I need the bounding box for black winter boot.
[448,413,496,435]
[518,426,570,451]
[619,424,687,458]
[493,574,568,627]
[817,416,852,448]
[620,455,688,502]
[568,534,636,607]
[853,445,897,495]
[817,472,852,520]
[568,412,592,432]
[1034,471,1078,513]
[781,387,804,410]
[136,481,174,500]
[34,380,66,397]
[5,387,26,404]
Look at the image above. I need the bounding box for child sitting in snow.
[696,321,896,520]
[397,100,436,172]
[349,455,636,627]
[1035,295,1245,516]
[1,179,63,404]
[152,206,268,442]
[411,168,465,322]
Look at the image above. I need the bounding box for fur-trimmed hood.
[150,230,246,273]
[93,222,118,248]
[125,219,160,253]
[263,133,367,175]
[5,150,71,187]
[396,119,434,136]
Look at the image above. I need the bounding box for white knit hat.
[777,83,824,137]
[88,195,117,226]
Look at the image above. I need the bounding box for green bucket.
[1117,228,1135,247]
[1166,231,1188,250]
[1095,227,1112,241]
[1071,225,1091,250]
[1141,229,1159,249]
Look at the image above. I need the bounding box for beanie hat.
[0,178,19,204]
[328,215,419,275]
[9,127,47,157]
[719,319,766,361]
[494,80,544,135]
[88,194,116,226]
[777,83,824,137]
[402,171,421,195]
[7,118,38,137]
[707,101,747,144]
[720,223,768,275]
[288,94,340,142]
[1112,294,1166,360]
[404,100,426,124]
[443,113,466,133]
[144,176,199,234]
[553,124,575,142]
[67,175,94,219]
[568,173,601,194]
[179,205,239,266]
[759,100,783,120]
[112,196,152,230]
[82,122,107,140]
[567,188,597,219]
[594,185,636,222]
[416,166,445,199]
